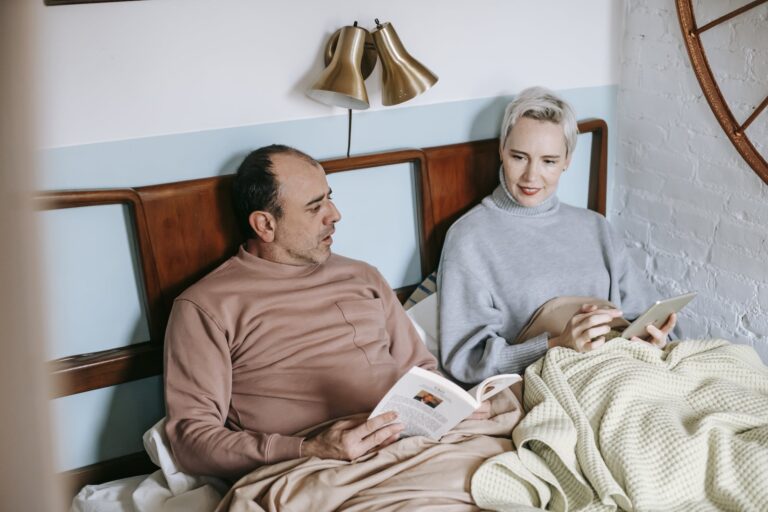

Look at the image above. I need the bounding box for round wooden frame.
[675,0,768,184]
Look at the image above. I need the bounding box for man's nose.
[328,201,341,223]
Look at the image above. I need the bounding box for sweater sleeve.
[164,299,303,479]
[369,267,438,372]
[438,258,548,385]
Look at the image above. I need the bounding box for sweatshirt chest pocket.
[336,298,393,365]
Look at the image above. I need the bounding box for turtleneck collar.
[237,244,321,278]
[490,165,560,217]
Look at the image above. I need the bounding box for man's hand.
[548,304,624,353]
[466,400,492,420]
[300,411,404,460]
[631,312,676,348]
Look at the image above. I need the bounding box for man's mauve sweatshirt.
[164,247,436,479]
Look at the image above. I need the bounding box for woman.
[438,86,678,385]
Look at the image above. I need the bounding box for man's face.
[500,117,570,207]
[269,153,341,266]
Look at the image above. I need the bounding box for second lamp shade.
[372,22,438,106]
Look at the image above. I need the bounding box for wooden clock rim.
[675,0,768,185]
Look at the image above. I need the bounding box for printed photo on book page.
[369,367,521,440]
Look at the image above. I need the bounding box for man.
[163,145,438,479]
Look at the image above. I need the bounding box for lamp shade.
[307,25,370,110]
[371,22,438,106]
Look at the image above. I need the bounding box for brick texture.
[615,2,768,358]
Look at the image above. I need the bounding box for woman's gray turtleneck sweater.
[437,172,668,385]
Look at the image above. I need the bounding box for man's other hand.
[301,411,404,460]
[466,400,492,420]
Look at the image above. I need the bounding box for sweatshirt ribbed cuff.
[266,434,305,464]
[495,333,549,375]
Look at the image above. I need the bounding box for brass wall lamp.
[307,19,438,156]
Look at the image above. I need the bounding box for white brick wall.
[615,0,768,361]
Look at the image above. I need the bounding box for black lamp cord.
[347,108,352,158]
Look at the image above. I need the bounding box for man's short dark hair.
[233,144,319,238]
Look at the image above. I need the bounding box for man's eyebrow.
[305,188,332,207]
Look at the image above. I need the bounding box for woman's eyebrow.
[508,149,562,158]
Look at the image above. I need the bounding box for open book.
[369,366,522,440]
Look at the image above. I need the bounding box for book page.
[469,373,522,403]
[369,367,476,440]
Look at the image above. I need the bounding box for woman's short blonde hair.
[499,86,578,157]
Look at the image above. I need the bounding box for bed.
[40,117,607,501]
[44,119,768,511]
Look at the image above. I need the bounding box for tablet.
[621,292,696,339]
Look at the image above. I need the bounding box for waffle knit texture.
[471,338,768,511]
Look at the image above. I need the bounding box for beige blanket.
[472,338,768,511]
[216,385,525,512]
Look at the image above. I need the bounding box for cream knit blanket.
[472,339,768,511]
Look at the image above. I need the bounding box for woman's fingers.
[646,324,667,347]
[587,337,606,350]
[583,323,611,341]
[574,308,623,325]
[660,312,677,333]
[560,305,624,352]
[573,309,622,336]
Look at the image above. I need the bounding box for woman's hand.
[631,312,676,348]
[548,304,624,353]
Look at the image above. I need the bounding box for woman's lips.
[518,186,540,196]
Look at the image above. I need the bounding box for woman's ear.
[563,154,573,173]
[249,211,276,243]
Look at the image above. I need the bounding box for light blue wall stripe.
[328,163,423,288]
[53,377,163,471]
[41,205,150,360]
[40,86,617,190]
[47,85,617,472]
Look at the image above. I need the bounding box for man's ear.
[249,211,275,243]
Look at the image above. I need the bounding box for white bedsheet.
[70,419,225,512]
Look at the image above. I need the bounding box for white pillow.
[70,421,225,512]
[406,292,439,358]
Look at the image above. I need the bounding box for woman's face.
[500,117,570,207]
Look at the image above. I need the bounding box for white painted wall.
[37,0,622,148]
[614,0,768,360]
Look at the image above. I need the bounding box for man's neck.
[244,238,316,267]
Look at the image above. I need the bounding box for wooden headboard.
[41,119,607,496]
